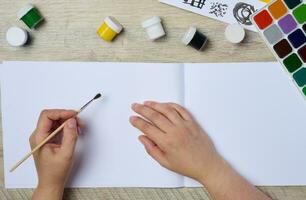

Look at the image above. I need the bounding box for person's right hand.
[30,109,81,200]
[129,101,222,182]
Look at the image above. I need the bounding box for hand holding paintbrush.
[31,110,80,199]
[10,93,102,172]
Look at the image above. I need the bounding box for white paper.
[159,0,265,31]
[184,62,306,186]
[1,61,306,189]
[0,62,184,188]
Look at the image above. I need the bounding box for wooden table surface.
[1,0,306,199]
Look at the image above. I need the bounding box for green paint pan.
[18,4,44,29]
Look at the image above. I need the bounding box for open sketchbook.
[1,61,306,189]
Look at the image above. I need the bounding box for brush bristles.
[94,93,102,100]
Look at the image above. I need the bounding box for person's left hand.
[129,101,220,182]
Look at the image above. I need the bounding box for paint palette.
[251,0,306,98]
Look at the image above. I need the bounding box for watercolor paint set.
[251,0,306,98]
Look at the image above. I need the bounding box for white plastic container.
[141,16,166,41]
[6,26,28,47]
[225,24,246,44]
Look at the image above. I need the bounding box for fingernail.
[129,116,137,122]
[67,118,77,129]
[132,103,139,108]
[138,137,145,145]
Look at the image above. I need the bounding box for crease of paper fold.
[1,61,306,188]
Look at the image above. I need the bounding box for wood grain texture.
[0,0,305,199]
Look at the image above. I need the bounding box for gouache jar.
[181,26,208,51]
[225,24,245,44]
[6,26,28,47]
[142,16,166,41]
[97,16,123,42]
[18,4,44,29]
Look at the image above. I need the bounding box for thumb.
[60,118,78,158]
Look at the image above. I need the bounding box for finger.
[29,133,36,149]
[132,103,173,132]
[168,103,193,121]
[36,109,77,134]
[144,101,183,124]
[34,109,76,145]
[76,117,84,135]
[60,118,78,159]
[76,117,85,128]
[129,116,165,148]
[45,143,61,149]
[139,135,169,168]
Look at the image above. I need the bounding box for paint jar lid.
[225,24,245,44]
[17,4,34,19]
[141,16,161,28]
[104,16,123,34]
[181,26,197,45]
[6,26,28,47]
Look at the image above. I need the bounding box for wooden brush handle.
[9,121,67,172]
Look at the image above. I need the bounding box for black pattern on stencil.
[183,0,206,9]
[209,2,228,17]
[233,2,256,25]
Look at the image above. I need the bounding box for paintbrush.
[9,93,102,172]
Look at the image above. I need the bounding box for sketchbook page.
[183,62,306,187]
[159,0,265,31]
[1,61,184,188]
